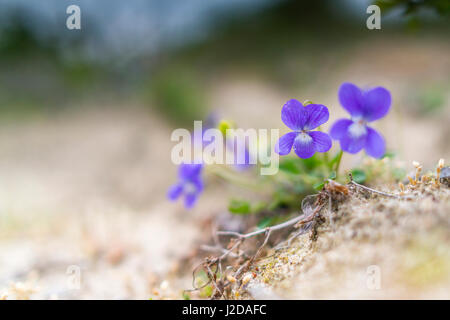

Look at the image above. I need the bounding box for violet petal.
[362,87,391,122]
[304,104,329,130]
[293,132,315,158]
[365,126,385,158]
[275,132,297,155]
[281,99,308,130]
[179,163,203,180]
[167,183,183,201]
[339,123,367,154]
[184,192,198,209]
[329,118,353,140]
[338,82,364,117]
[309,131,332,153]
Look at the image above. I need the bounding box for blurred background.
[0,0,448,299]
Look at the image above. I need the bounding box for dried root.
[190,187,336,299]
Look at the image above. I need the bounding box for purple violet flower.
[167,163,204,209]
[275,99,332,159]
[330,82,391,158]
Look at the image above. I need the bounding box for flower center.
[296,132,313,144]
[183,182,197,195]
[348,121,367,138]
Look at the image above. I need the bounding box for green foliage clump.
[222,150,344,228]
[223,148,407,229]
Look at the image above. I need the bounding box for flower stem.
[323,151,329,164]
[322,152,330,176]
[206,165,268,193]
[334,149,343,178]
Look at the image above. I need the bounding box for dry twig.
[348,173,405,199]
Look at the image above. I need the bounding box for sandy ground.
[0,36,448,299]
[0,108,228,299]
[241,183,450,300]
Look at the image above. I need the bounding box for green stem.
[206,165,267,193]
[317,126,330,176]
[322,151,330,176]
[334,149,343,178]
[323,151,329,164]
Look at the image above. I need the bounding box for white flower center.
[183,182,197,195]
[348,121,367,138]
[295,132,313,145]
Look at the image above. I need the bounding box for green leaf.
[351,169,367,183]
[268,191,298,211]
[328,170,337,180]
[300,154,323,170]
[200,285,213,298]
[257,217,274,229]
[279,158,301,174]
[228,199,251,215]
[313,182,324,191]
[182,292,191,300]
[250,201,266,214]
[382,151,396,159]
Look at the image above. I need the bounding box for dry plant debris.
[189,159,449,299]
